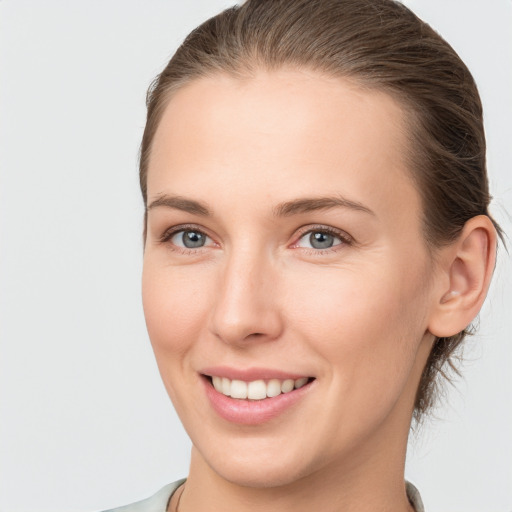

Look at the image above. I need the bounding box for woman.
[105,0,501,510]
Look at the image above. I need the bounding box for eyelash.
[159,224,353,255]
[159,224,215,254]
[292,225,353,255]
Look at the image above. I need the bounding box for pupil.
[183,231,204,248]
[310,232,334,249]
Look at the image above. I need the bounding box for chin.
[209,456,314,489]
[191,435,327,490]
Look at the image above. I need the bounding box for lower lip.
[202,376,314,425]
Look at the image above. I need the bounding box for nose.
[208,248,284,346]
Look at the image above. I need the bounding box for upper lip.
[200,366,312,381]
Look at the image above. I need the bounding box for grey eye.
[296,230,343,250]
[171,230,209,248]
[309,231,335,249]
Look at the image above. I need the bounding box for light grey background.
[0,1,510,511]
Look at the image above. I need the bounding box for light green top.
[101,480,185,512]
[101,479,424,512]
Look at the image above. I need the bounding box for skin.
[141,69,495,512]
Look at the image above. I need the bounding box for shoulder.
[100,479,186,512]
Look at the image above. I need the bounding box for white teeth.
[221,377,231,396]
[248,380,267,400]
[266,379,282,398]
[230,379,248,399]
[212,376,222,392]
[281,379,295,393]
[294,377,308,389]
[210,375,311,400]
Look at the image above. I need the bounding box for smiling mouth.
[204,375,315,401]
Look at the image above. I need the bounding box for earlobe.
[428,215,497,338]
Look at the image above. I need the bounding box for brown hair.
[139,0,502,420]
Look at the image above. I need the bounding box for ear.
[428,215,497,338]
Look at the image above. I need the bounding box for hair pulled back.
[139,0,502,420]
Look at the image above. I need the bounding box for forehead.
[148,69,418,221]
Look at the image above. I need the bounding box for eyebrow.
[147,195,210,216]
[273,196,375,217]
[146,194,375,218]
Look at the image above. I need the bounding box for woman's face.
[142,69,437,487]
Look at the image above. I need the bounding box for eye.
[294,228,348,250]
[170,229,212,249]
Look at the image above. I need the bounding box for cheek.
[142,259,209,357]
[290,262,425,332]
[285,259,429,390]
[288,264,430,448]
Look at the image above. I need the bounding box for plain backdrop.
[0,1,511,511]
